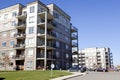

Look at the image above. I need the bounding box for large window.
[28,49,33,57]
[27,38,34,45]
[10,30,16,37]
[2,32,7,38]
[27,61,33,68]
[56,51,60,58]
[29,16,34,23]
[66,44,69,50]
[28,27,34,34]
[10,41,14,47]
[53,12,59,19]
[66,53,69,59]
[2,42,6,47]
[12,11,17,17]
[4,23,9,28]
[11,21,16,26]
[9,52,14,58]
[56,41,60,48]
[4,14,8,19]
[30,6,35,13]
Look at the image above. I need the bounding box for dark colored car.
[97,68,108,72]
[69,66,81,72]
[81,67,87,73]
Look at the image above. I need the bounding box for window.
[9,52,14,57]
[4,14,8,19]
[11,21,16,26]
[12,11,17,17]
[30,6,35,13]
[28,27,34,34]
[27,38,34,45]
[29,16,34,23]
[56,51,60,58]
[2,32,7,38]
[56,41,60,48]
[2,42,6,47]
[54,12,59,19]
[28,49,33,57]
[10,30,16,37]
[55,32,59,37]
[10,41,14,47]
[4,23,9,28]
[66,44,69,49]
[66,53,69,59]
[27,61,33,68]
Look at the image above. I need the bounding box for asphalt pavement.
[66,72,120,80]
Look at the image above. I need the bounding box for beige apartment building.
[76,47,113,69]
[0,0,78,70]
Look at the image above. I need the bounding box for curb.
[51,72,86,80]
[62,73,84,80]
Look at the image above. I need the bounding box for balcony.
[71,34,77,40]
[72,42,77,47]
[16,23,26,29]
[38,11,53,20]
[71,26,77,32]
[37,22,54,29]
[36,53,44,60]
[37,33,56,39]
[12,55,25,60]
[14,33,26,39]
[17,12,27,20]
[37,43,55,50]
[13,44,25,50]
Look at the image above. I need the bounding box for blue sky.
[0,0,120,66]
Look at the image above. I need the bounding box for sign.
[51,64,55,69]
[50,64,55,78]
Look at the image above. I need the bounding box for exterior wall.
[0,4,22,70]
[0,1,77,70]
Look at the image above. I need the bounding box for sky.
[0,0,120,66]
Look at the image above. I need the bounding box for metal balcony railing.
[12,55,25,60]
[71,26,77,32]
[36,53,44,58]
[14,33,26,38]
[71,34,77,39]
[72,42,77,47]
[13,44,25,48]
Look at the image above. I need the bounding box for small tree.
[2,54,10,70]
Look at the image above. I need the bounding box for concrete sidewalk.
[50,72,86,80]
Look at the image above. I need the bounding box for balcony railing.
[72,42,77,47]
[17,12,27,19]
[38,10,53,20]
[37,21,54,29]
[71,34,77,39]
[14,33,26,39]
[37,42,45,46]
[71,26,77,32]
[16,22,26,29]
[12,55,25,60]
[13,44,25,49]
[36,53,44,58]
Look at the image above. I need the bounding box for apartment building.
[78,47,113,69]
[0,0,78,70]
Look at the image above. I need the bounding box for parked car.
[68,66,81,72]
[81,67,87,73]
[97,68,108,72]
